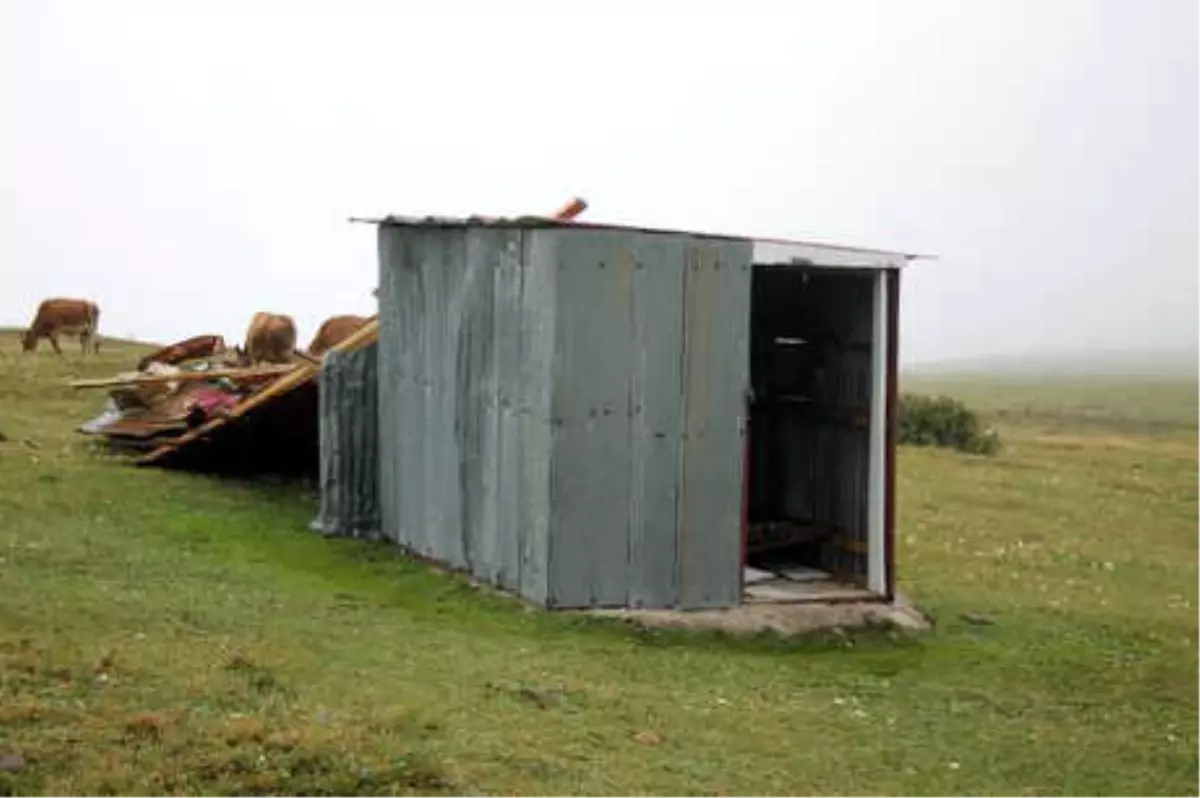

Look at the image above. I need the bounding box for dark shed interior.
[746,266,877,591]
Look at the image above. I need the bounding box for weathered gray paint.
[538,230,751,609]
[378,225,557,603]
[370,221,894,609]
[375,223,756,609]
[625,236,687,608]
[311,342,381,540]
[545,230,637,607]
[676,240,752,607]
[515,230,559,605]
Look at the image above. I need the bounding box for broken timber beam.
[70,364,297,389]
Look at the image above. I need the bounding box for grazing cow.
[307,314,372,358]
[21,298,101,355]
[137,334,227,372]
[243,312,297,364]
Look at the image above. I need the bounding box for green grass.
[0,330,1196,795]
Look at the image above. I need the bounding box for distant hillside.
[904,348,1199,380]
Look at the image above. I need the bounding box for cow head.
[19,329,36,352]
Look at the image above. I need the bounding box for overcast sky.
[1,0,1196,364]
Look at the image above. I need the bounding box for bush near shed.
[899,393,1001,455]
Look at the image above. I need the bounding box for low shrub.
[899,393,1001,455]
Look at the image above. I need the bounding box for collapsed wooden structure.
[75,321,379,474]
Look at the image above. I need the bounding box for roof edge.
[348,214,932,261]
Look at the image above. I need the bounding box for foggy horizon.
[2,1,1196,368]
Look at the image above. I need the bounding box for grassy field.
[0,331,1196,795]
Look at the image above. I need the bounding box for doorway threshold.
[743,566,878,604]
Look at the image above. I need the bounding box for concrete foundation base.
[586,593,932,637]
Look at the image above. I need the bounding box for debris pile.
[77,360,295,453]
[75,321,378,475]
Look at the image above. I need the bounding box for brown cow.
[137,334,227,372]
[21,298,101,355]
[307,314,372,358]
[242,312,297,364]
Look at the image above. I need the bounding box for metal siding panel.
[379,227,466,564]
[677,239,752,609]
[377,226,415,549]
[456,230,500,579]
[546,230,635,608]
[428,231,467,569]
[312,343,380,539]
[491,231,525,591]
[381,226,551,598]
[516,230,558,605]
[627,237,685,609]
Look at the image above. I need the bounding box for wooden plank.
[71,364,295,389]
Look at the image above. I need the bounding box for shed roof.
[350,212,930,267]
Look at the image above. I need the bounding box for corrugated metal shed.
[328,213,917,610]
[376,223,755,609]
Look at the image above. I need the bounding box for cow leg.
[49,334,63,356]
[80,331,90,355]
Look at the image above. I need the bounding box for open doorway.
[744,265,883,602]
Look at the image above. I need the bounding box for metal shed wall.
[377,224,753,610]
[541,230,752,609]
[377,226,557,604]
[311,342,381,540]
